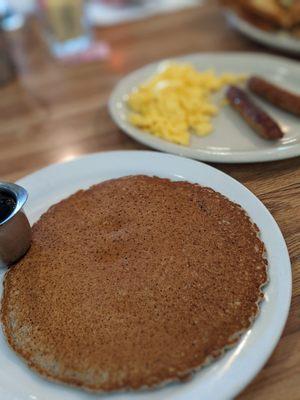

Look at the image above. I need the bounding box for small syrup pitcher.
[0,182,31,267]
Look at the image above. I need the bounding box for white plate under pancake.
[0,151,292,400]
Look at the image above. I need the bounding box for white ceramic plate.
[109,53,300,163]
[0,151,292,400]
[226,10,300,55]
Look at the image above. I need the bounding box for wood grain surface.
[0,1,299,398]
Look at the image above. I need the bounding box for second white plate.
[109,53,300,163]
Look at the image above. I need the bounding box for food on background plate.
[1,176,268,393]
[248,76,300,116]
[126,62,290,144]
[226,86,284,140]
[221,0,300,37]
[127,63,244,145]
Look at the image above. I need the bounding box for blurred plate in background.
[225,10,300,55]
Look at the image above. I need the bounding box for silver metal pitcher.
[0,182,31,267]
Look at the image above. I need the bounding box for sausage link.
[226,86,284,140]
[248,76,300,116]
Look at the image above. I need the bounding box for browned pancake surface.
[1,176,267,392]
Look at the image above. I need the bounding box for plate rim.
[1,151,292,400]
[108,52,300,163]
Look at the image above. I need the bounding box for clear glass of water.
[37,0,92,58]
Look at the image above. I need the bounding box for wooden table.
[0,1,299,398]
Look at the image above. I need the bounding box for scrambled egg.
[127,63,244,145]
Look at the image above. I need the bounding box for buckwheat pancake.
[1,175,268,392]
